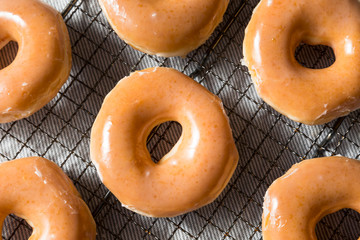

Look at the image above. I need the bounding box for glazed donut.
[98,0,229,57]
[243,0,360,125]
[0,157,96,239]
[0,0,71,123]
[263,156,360,239]
[90,67,239,217]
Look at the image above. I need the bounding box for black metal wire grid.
[0,0,360,239]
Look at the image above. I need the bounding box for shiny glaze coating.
[98,0,229,57]
[0,157,96,239]
[90,67,239,217]
[243,0,360,125]
[263,156,360,240]
[0,0,71,123]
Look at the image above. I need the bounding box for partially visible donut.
[263,156,360,239]
[90,67,239,217]
[243,0,360,124]
[98,0,229,57]
[0,157,96,239]
[0,0,71,123]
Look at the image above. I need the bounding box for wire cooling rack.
[1,0,360,239]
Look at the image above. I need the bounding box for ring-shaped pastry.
[0,0,71,123]
[263,156,360,239]
[243,0,360,124]
[98,0,229,57]
[90,67,239,217]
[0,157,96,239]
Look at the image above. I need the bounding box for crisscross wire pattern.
[0,0,360,239]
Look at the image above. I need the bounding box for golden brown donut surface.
[243,0,360,125]
[0,0,71,123]
[263,156,360,240]
[98,0,229,57]
[0,157,96,239]
[90,67,239,217]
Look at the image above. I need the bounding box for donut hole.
[295,43,335,69]
[315,208,360,239]
[0,41,18,70]
[2,214,32,238]
[146,121,182,164]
